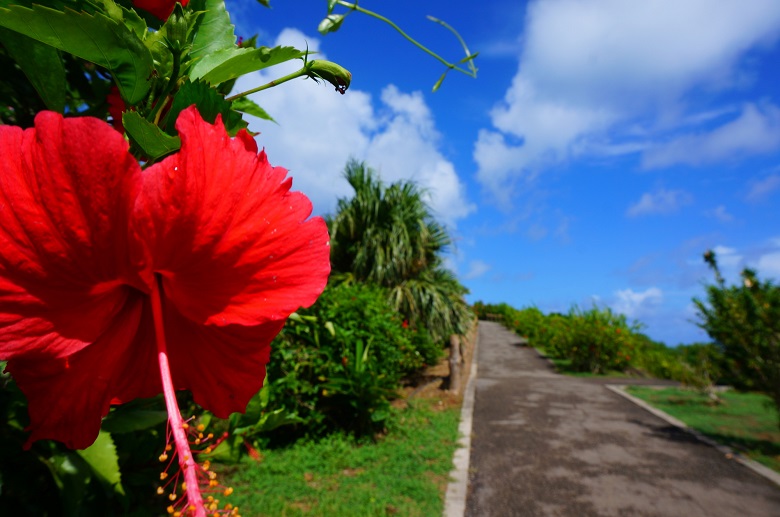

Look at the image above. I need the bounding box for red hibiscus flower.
[0,106,330,514]
[133,0,190,21]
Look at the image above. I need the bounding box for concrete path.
[465,321,780,517]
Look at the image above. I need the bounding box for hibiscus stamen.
[151,276,241,517]
[151,275,206,517]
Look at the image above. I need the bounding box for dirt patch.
[393,319,478,410]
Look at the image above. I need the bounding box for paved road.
[465,321,780,517]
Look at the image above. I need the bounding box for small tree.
[693,250,780,426]
[328,160,472,343]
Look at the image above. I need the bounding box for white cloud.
[626,188,692,217]
[234,28,474,225]
[705,205,734,222]
[746,173,780,202]
[526,223,548,241]
[611,287,663,319]
[474,0,780,199]
[757,251,780,279]
[463,260,491,280]
[642,103,780,168]
[364,86,475,223]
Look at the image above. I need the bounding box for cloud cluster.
[643,103,780,168]
[626,188,692,217]
[705,205,734,223]
[746,172,780,202]
[234,29,474,225]
[475,0,780,202]
[611,287,663,319]
[463,260,491,280]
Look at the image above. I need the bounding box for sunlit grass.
[627,386,780,473]
[219,398,460,516]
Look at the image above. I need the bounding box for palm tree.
[328,160,471,343]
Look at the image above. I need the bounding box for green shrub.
[471,302,544,344]
[537,313,573,358]
[508,306,546,340]
[694,250,780,426]
[406,324,443,369]
[562,306,639,373]
[472,301,487,319]
[478,299,738,383]
[632,335,688,380]
[674,342,725,393]
[264,282,411,442]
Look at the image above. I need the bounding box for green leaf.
[77,431,125,496]
[165,80,247,136]
[0,28,66,111]
[258,382,271,406]
[145,27,174,81]
[0,4,153,104]
[47,452,92,515]
[111,2,149,42]
[458,52,479,65]
[208,435,243,463]
[256,0,271,7]
[431,70,447,93]
[234,408,302,436]
[123,111,182,159]
[192,45,306,86]
[231,96,275,123]
[101,408,168,433]
[189,0,236,65]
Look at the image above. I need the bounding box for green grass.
[217,399,461,516]
[627,386,780,473]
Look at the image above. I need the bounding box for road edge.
[606,384,780,488]
[443,326,480,517]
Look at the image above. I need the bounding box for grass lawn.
[626,386,780,473]
[217,398,461,517]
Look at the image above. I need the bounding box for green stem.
[225,66,310,101]
[427,16,478,75]
[336,0,476,77]
[147,50,181,123]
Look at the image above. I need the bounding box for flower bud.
[307,60,351,94]
[318,14,345,35]
[164,4,189,52]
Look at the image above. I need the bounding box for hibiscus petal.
[162,299,280,418]
[6,292,158,449]
[135,107,330,327]
[132,0,187,21]
[0,112,145,361]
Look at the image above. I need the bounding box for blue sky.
[225,0,780,346]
